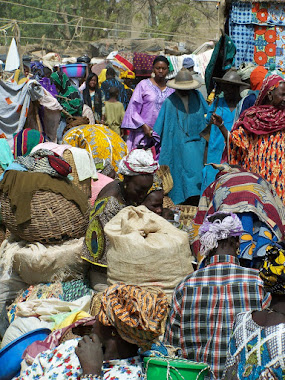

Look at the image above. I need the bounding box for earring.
[111,330,117,337]
[124,184,127,190]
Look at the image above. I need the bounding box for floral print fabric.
[14,338,143,380]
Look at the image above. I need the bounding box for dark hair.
[109,86,119,99]
[153,55,169,67]
[87,72,98,86]
[106,67,116,78]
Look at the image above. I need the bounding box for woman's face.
[89,76,97,90]
[153,61,168,80]
[271,82,285,109]
[124,175,153,205]
[142,190,163,216]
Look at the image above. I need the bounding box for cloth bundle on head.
[98,283,168,349]
[14,129,46,158]
[42,52,61,71]
[118,149,159,176]
[146,174,163,195]
[250,66,268,91]
[260,245,285,294]
[237,63,256,81]
[199,212,243,257]
[120,70,135,79]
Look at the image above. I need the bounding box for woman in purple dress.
[121,56,174,153]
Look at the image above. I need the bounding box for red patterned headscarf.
[233,75,285,135]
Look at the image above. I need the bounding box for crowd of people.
[1,48,285,380]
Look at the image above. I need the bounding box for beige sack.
[0,237,88,284]
[105,206,194,301]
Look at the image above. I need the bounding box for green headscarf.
[50,71,83,116]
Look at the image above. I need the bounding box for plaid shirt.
[164,255,271,379]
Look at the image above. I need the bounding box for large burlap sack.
[0,237,88,284]
[105,206,194,301]
[0,269,28,310]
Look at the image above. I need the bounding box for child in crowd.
[103,87,125,136]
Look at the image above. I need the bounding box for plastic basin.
[60,63,87,78]
[144,357,210,380]
[0,328,51,380]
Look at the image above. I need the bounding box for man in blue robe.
[153,68,208,205]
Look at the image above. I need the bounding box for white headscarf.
[118,149,159,176]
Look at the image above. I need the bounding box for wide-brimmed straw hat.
[213,68,250,87]
[167,68,200,90]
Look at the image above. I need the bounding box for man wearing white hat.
[153,68,208,206]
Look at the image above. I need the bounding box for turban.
[250,66,268,91]
[118,149,159,176]
[260,245,285,294]
[199,212,243,257]
[98,283,168,350]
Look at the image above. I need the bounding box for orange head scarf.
[250,66,268,91]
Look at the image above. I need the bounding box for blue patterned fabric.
[230,2,255,67]
[238,212,278,264]
[231,1,252,24]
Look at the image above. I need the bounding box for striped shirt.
[164,255,271,379]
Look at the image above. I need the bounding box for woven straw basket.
[163,196,175,209]
[63,150,91,198]
[178,205,197,227]
[0,191,89,243]
[156,165,173,195]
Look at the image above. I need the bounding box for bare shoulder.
[97,179,120,199]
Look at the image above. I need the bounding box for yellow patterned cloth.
[62,124,128,173]
[98,283,168,350]
[260,244,285,294]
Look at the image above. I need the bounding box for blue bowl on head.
[60,63,87,78]
[0,328,51,380]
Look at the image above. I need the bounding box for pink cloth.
[90,173,114,205]
[31,142,72,156]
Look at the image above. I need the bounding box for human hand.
[211,113,224,128]
[142,124,153,137]
[76,334,103,376]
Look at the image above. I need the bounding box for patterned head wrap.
[118,149,159,176]
[120,70,135,79]
[146,174,163,195]
[260,245,285,294]
[98,283,168,350]
[199,212,243,257]
[255,74,285,106]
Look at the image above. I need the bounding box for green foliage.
[0,0,215,47]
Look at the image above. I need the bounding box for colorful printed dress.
[14,338,143,379]
[222,311,285,379]
[82,196,126,266]
[62,124,128,173]
[229,128,285,203]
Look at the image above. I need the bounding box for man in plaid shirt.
[164,213,271,379]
